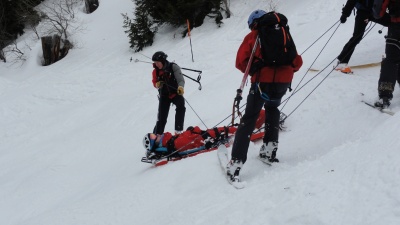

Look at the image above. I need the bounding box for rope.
[300,20,341,55]
[148,20,380,162]
[281,21,377,121]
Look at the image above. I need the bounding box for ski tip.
[232,181,247,189]
[308,68,319,72]
[257,156,273,166]
[155,160,168,166]
[227,176,247,189]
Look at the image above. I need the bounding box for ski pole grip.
[234,89,243,105]
[236,89,242,97]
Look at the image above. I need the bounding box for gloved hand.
[340,14,347,23]
[249,59,264,76]
[156,81,164,88]
[177,86,184,95]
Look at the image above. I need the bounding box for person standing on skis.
[227,10,303,183]
[151,51,186,135]
[336,0,390,74]
[373,0,400,108]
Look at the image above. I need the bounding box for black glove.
[340,14,347,23]
[249,59,265,76]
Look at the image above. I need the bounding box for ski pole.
[182,73,202,90]
[135,59,202,74]
[181,67,202,74]
[134,58,152,64]
[134,59,202,88]
[231,37,260,125]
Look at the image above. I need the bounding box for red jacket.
[161,126,237,151]
[152,67,177,99]
[375,0,400,22]
[236,30,303,83]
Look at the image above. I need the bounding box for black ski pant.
[378,23,400,99]
[231,82,289,163]
[337,11,368,64]
[338,10,388,64]
[153,95,186,135]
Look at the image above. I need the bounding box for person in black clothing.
[373,0,400,108]
[336,0,390,74]
[151,51,185,135]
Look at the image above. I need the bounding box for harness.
[156,62,179,96]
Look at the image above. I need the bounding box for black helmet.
[152,51,168,62]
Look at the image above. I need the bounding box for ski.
[309,62,381,72]
[257,156,273,166]
[217,145,246,189]
[142,146,221,167]
[362,100,395,116]
[141,147,217,166]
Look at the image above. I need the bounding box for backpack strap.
[166,135,178,153]
[223,126,229,139]
[213,127,221,141]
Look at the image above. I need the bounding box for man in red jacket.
[227,10,303,183]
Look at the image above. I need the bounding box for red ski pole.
[231,37,260,125]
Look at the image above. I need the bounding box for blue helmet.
[143,133,157,151]
[248,10,267,29]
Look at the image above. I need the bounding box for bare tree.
[222,0,231,18]
[37,0,85,65]
[0,48,5,63]
[39,0,83,41]
[4,40,26,64]
[265,0,279,12]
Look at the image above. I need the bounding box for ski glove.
[340,14,347,23]
[249,59,265,76]
[156,81,164,88]
[177,86,184,95]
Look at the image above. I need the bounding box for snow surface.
[1,0,400,224]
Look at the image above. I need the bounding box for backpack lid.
[257,12,288,27]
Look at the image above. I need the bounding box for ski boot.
[259,141,279,163]
[335,63,352,74]
[374,97,391,109]
[226,159,243,183]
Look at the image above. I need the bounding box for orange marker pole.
[187,19,194,62]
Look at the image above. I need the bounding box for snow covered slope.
[0,0,399,224]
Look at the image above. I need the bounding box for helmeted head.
[143,133,157,151]
[248,9,267,29]
[152,51,168,63]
